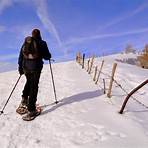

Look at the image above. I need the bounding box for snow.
[0,53,148,148]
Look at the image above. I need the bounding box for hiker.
[17,28,51,121]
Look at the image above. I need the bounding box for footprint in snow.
[53,119,127,145]
[106,131,126,138]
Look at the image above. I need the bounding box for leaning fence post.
[107,63,117,98]
[88,55,95,74]
[95,60,104,84]
[119,79,148,114]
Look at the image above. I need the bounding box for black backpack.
[22,36,41,72]
[22,36,39,60]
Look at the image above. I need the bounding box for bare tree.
[124,44,136,54]
[143,44,148,54]
[137,44,148,68]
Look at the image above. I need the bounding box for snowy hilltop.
[0,53,148,148]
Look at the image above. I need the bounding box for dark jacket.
[18,39,51,73]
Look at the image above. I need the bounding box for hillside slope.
[0,54,148,148]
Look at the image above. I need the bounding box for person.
[17,28,51,121]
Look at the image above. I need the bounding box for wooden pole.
[76,52,78,62]
[82,53,85,69]
[88,55,95,74]
[80,53,82,65]
[93,66,98,81]
[87,58,90,72]
[119,79,148,114]
[77,52,81,64]
[95,60,104,84]
[103,79,106,94]
[107,63,117,98]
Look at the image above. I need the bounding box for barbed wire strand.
[100,70,148,109]
[78,60,148,109]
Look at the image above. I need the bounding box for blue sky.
[0,0,148,66]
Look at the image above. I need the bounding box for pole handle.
[50,59,55,62]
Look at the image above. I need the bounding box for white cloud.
[0,0,12,33]
[10,24,38,38]
[63,2,148,46]
[0,0,12,15]
[0,25,6,32]
[99,2,148,32]
[33,0,62,46]
[0,0,147,48]
[64,27,148,45]
[0,0,32,34]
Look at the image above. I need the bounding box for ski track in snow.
[0,54,148,148]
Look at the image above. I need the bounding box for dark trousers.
[22,72,41,112]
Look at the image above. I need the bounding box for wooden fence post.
[76,52,78,62]
[87,58,90,72]
[95,60,104,84]
[80,53,83,65]
[93,66,98,81]
[82,53,85,69]
[88,55,95,74]
[77,52,81,64]
[103,79,106,94]
[119,79,148,114]
[107,63,117,98]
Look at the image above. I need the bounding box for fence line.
[76,52,148,111]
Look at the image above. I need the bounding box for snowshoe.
[22,107,42,121]
[16,97,28,115]
[16,104,28,115]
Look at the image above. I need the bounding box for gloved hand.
[48,57,51,61]
[48,54,51,60]
[19,67,24,75]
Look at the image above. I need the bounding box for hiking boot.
[22,109,41,121]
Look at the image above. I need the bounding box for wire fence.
[76,52,148,111]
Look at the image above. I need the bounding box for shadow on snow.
[40,89,103,116]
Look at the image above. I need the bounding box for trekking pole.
[49,59,58,104]
[0,75,22,115]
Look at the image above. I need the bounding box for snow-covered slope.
[0,54,148,148]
